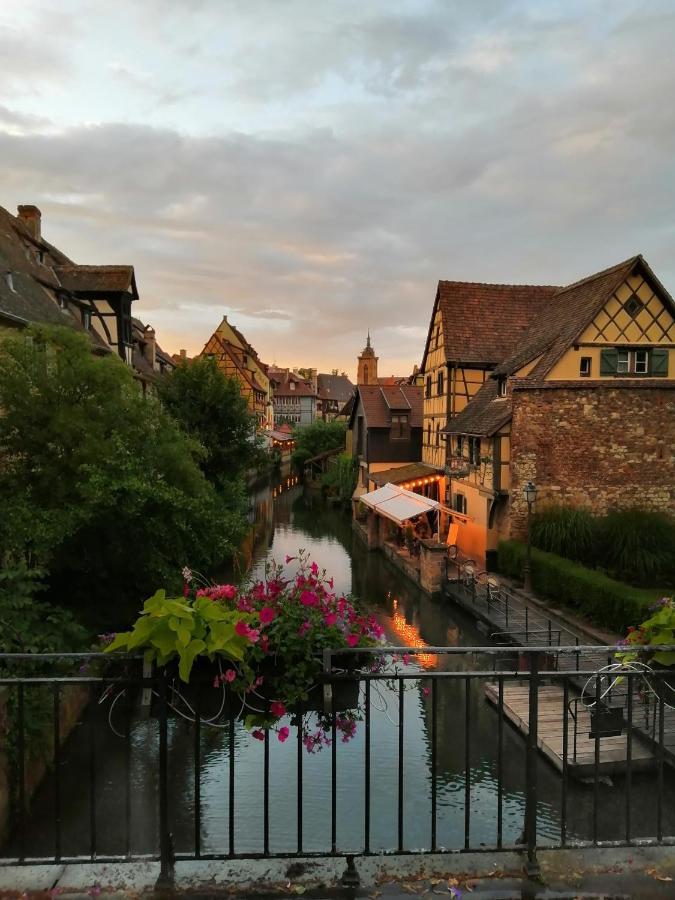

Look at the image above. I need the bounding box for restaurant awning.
[360,482,440,525]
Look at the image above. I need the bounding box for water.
[5,476,675,859]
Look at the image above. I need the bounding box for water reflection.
[5,480,675,860]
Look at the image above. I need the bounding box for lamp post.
[522,480,537,593]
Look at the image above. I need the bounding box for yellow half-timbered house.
[435,255,675,565]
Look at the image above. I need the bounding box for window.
[600,347,668,376]
[425,375,432,399]
[454,493,467,515]
[456,435,464,457]
[36,249,44,265]
[5,272,15,292]
[468,436,481,466]
[58,295,68,310]
[635,349,649,374]
[390,414,410,441]
[497,377,507,397]
[580,357,592,377]
[435,422,440,446]
[623,294,644,318]
[82,309,91,329]
[437,370,444,396]
[617,350,630,373]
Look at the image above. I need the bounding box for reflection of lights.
[390,606,436,669]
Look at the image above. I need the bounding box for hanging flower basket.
[102,553,382,745]
[616,596,675,705]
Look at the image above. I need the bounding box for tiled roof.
[442,380,512,436]
[54,264,138,297]
[377,375,408,385]
[339,395,355,418]
[423,280,560,370]
[370,462,439,487]
[317,373,354,403]
[494,256,649,379]
[273,377,316,397]
[356,384,423,429]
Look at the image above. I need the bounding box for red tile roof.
[355,384,423,429]
[422,281,559,371]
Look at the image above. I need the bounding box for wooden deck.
[485,682,655,779]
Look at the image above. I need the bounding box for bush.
[597,507,675,587]
[530,504,597,566]
[497,540,654,633]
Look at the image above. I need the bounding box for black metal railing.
[1,647,674,887]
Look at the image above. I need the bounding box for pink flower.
[324,612,338,627]
[278,726,290,743]
[298,620,312,637]
[252,729,265,741]
[328,577,334,589]
[285,555,296,564]
[259,606,276,624]
[235,620,250,637]
[270,700,286,717]
[422,686,430,697]
[260,635,270,653]
[402,653,411,666]
[221,584,237,600]
[247,627,260,644]
[310,561,319,575]
[224,669,237,683]
[183,583,190,597]
[300,590,319,607]
[346,633,359,648]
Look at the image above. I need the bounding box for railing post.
[156,667,175,891]
[524,652,540,879]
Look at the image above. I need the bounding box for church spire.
[357,331,378,385]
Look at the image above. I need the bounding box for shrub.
[497,540,653,633]
[597,507,675,587]
[291,420,346,471]
[321,453,358,503]
[530,504,597,566]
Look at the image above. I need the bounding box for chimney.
[180,348,187,360]
[17,205,41,242]
[144,325,156,369]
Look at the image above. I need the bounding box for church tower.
[357,332,378,385]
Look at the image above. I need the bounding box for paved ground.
[1,847,674,899]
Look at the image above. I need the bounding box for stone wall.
[510,383,675,539]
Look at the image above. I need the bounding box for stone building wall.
[509,383,675,539]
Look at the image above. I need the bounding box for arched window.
[363,364,368,383]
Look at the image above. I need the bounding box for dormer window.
[390,413,409,440]
[497,377,507,397]
[623,294,644,318]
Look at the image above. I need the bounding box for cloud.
[1,0,675,377]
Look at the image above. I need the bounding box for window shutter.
[651,348,669,376]
[600,348,618,375]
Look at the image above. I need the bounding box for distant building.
[199,315,273,428]
[316,372,354,420]
[269,367,317,426]
[0,203,173,390]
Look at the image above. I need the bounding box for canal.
[5,474,675,860]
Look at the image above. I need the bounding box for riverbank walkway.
[443,562,673,774]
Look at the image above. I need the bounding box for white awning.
[360,482,440,525]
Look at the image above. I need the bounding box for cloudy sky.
[2,0,674,378]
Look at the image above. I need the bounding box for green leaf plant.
[615,596,675,668]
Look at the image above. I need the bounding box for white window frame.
[634,349,649,374]
[617,350,630,374]
[580,357,591,377]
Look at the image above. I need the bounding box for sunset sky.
[2,0,674,379]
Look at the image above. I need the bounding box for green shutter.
[651,348,669,376]
[600,348,619,375]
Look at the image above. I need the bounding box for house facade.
[269,368,317,426]
[0,203,173,388]
[317,372,354,420]
[200,316,272,428]
[425,255,675,565]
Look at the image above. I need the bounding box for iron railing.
[1,647,674,888]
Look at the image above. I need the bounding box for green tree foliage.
[291,419,346,471]
[0,326,247,625]
[321,453,358,503]
[157,355,264,486]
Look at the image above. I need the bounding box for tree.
[158,355,264,487]
[0,326,247,625]
[291,419,346,471]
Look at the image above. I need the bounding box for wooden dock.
[485,682,655,779]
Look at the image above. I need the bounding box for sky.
[2,0,675,379]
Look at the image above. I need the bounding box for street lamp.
[522,480,537,592]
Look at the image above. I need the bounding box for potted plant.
[103,552,384,746]
[615,596,675,703]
